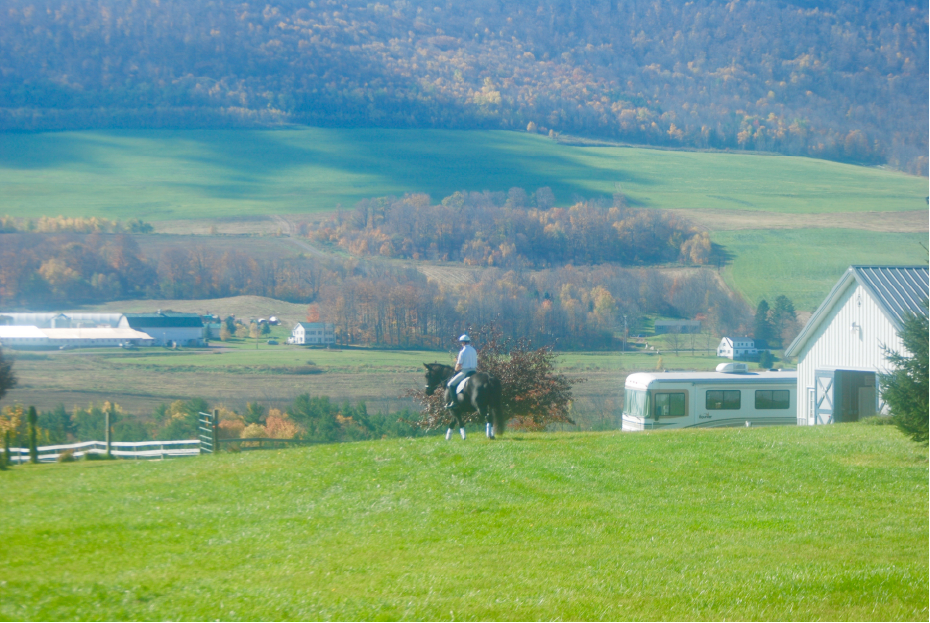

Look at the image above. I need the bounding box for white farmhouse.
[288,322,335,345]
[716,337,767,360]
[785,266,928,425]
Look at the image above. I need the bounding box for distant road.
[270,215,330,259]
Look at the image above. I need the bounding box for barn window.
[706,390,740,410]
[755,390,790,410]
[654,392,686,417]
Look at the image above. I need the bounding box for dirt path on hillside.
[670,209,927,232]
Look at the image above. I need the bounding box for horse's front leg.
[445,409,465,440]
[457,411,466,440]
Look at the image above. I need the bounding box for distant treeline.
[0,0,925,174]
[0,397,426,447]
[312,191,712,268]
[0,215,153,234]
[0,232,750,349]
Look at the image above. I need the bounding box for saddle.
[455,371,476,395]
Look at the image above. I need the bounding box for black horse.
[423,363,505,440]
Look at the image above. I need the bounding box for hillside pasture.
[0,425,925,620]
[713,229,930,309]
[0,129,925,221]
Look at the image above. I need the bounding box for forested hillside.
[1,0,926,173]
[313,192,712,267]
[0,230,749,349]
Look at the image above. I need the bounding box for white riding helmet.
[458,334,471,343]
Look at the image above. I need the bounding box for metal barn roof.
[122,312,203,328]
[852,266,929,328]
[786,265,929,357]
[0,326,48,339]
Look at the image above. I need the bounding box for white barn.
[785,266,928,425]
[118,312,205,347]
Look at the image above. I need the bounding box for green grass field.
[0,129,925,220]
[713,229,930,309]
[1,424,926,620]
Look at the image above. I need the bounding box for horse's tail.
[489,376,506,435]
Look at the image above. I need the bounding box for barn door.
[814,370,835,425]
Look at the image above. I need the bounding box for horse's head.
[423,363,453,395]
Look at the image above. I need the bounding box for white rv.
[622,363,797,431]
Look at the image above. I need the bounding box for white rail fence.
[5,440,201,464]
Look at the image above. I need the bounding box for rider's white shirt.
[456,344,478,370]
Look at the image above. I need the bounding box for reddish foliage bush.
[409,325,581,431]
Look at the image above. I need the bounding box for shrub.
[57,448,76,462]
[265,413,302,439]
[240,423,266,439]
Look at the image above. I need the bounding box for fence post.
[105,407,111,458]
[212,409,219,454]
[27,406,38,464]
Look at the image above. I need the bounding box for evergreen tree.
[770,295,798,347]
[879,304,929,444]
[0,347,15,403]
[754,299,773,343]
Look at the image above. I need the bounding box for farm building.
[716,337,768,360]
[0,326,154,348]
[288,322,335,345]
[43,328,154,348]
[785,266,929,425]
[119,312,206,347]
[0,312,123,328]
[0,325,50,348]
[654,319,701,334]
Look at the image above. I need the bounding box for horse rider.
[445,334,477,409]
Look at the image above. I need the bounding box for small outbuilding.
[654,319,701,334]
[785,265,928,425]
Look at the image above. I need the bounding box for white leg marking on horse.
[490,425,495,439]
[445,428,452,441]
[460,427,466,440]
[486,423,492,438]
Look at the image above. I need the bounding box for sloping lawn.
[1,423,926,620]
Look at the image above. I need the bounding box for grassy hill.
[0,129,925,221]
[1,129,925,309]
[1,424,926,620]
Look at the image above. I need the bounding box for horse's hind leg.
[483,406,495,439]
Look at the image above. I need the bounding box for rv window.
[624,389,647,417]
[654,392,686,417]
[755,390,790,409]
[706,390,740,410]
